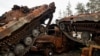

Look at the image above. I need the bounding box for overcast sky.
[0,0,89,23]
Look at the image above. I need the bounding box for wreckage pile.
[0,2,55,56]
[58,13,100,56]
[58,13,100,44]
[0,1,100,56]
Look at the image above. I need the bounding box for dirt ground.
[25,50,81,56]
[54,50,81,56]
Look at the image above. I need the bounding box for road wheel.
[3,51,15,56]
[14,44,25,55]
[44,48,53,56]
[24,37,33,46]
[59,22,65,31]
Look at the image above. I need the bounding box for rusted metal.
[81,45,100,56]
[30,24,79,56]
[60,13,100,22]
[0,2,55,56]
[58,13,100,45]
[57,13,100,56]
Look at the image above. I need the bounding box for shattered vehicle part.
[30,24,78,56]
[0,2,55,56]
[81,45,100,56]
[58,13,100,45]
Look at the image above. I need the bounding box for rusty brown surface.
[32,25,68,53]
[0,2,56,56]
[58,12,100,45]
[60,13,100,22]
[31,24,81,55]
[58,12,100,56]
[81,45,100,56]
[0,2,55,39]
[81,47,89,56]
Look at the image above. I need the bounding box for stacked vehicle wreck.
[58,13,100,45]
[31,12,100,56]
[0,2,55,56]
[58,13,100,56]
[0,2,100,56]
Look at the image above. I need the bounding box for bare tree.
[86,0,100,13]
[66,1,72,16]
[96,0,100,12]
[60,1,72,17]
[76,3,85,14]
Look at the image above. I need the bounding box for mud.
[54,50,81,56]
[25,50,81,56]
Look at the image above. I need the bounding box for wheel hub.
[24,37,33,46]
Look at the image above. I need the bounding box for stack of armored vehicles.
[31,12,100,56]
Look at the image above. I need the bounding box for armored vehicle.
[58,13,100,56]
[31,24,67,56]
[31,23,82,56]
[58,13,100,45]
[0,2,55,56]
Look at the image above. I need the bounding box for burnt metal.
[58,13,100,45]
[31,24,77,56]
[0,2,55,56]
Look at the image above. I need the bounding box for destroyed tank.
[31,24,68,56]
[0,2,55,56]
[57,13,100,45]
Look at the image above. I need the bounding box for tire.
[59,23,65,31]
[44,48,53,56]
[3,51,15,56]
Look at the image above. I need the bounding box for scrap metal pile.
[58,13,100,45]
[29,12,100,56]
[57,13,100,56]
[0,2,100,56]
[0,2,55,56]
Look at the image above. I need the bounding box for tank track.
[0,13,52,56]
[59,21,100,45]
[0,2,55,56]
